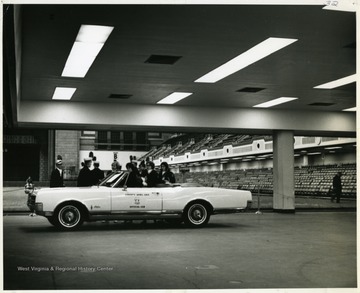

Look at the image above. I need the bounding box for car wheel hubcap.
[188,204,207,225]
[59,205,80,228]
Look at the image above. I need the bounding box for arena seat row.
[178,163,356,198]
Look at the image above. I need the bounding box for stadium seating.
[140,134,356,198]
[177,163,356,198]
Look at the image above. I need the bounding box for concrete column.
[273,131,295,212]
[48,129,55,177]
[302,154,309,166]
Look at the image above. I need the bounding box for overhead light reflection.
[195,37,297,83]
[253,97,298,108]
[314,74,356,89]
[157,92,193,104]
[52,87,77,100]
[62,25,114,78]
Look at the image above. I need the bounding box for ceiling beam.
[18,101,355,137]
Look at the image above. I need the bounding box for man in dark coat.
[332,172,342,203]
[77,158,94,187]
[92,161,105,185]
[50,159,65,188]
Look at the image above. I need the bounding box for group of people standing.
[126,161,176,187]
[50,157,175,188]
[50,157,105,188]
[77,158,105,187]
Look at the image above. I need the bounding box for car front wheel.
[184,202,210,227]
[55,203,84,230]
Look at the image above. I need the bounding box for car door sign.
[130,197,145,208]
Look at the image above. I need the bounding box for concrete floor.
[3,211,357,290]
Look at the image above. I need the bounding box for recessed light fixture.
[343,107,356,112]
[145,55,182,65]
[308,152,322,155]
[237,87,265,93]
[314,74,356,89]
[220,159,230,162]
[324,146,342,150]
[108,94,132,99]
[253,97,298,108]
[52,87,76,100]
[62,25,114,78]
[157,92,193,104]
[194,37,297,83]
[308,102,334,107]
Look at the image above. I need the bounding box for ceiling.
[15,4,355,113]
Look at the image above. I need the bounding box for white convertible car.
[27,171,252,230]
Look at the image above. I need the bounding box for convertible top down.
[26,171,252,230]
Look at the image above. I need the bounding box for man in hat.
[77,157,93,187]
[92,161,105,185]
[50,159,65,188]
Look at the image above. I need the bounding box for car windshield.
[99,171,127,187]
[98,172,204,188]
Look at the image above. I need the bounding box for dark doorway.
[3,144,40,181]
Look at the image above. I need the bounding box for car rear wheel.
[55,203,84,230]
[184,202,210,227]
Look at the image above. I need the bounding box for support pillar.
[48,129,55,177]
[273,131,295,213]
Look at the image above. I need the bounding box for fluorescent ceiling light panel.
[157,92,193,104]
[62,25,114,78]
[195,37,297,83]
[343,107,356,112]
[324,146,342,150]
[52,87,76,100]
[314,74,357,89]
[253,97,298,108]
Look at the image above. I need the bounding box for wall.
[55,130,80,179]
